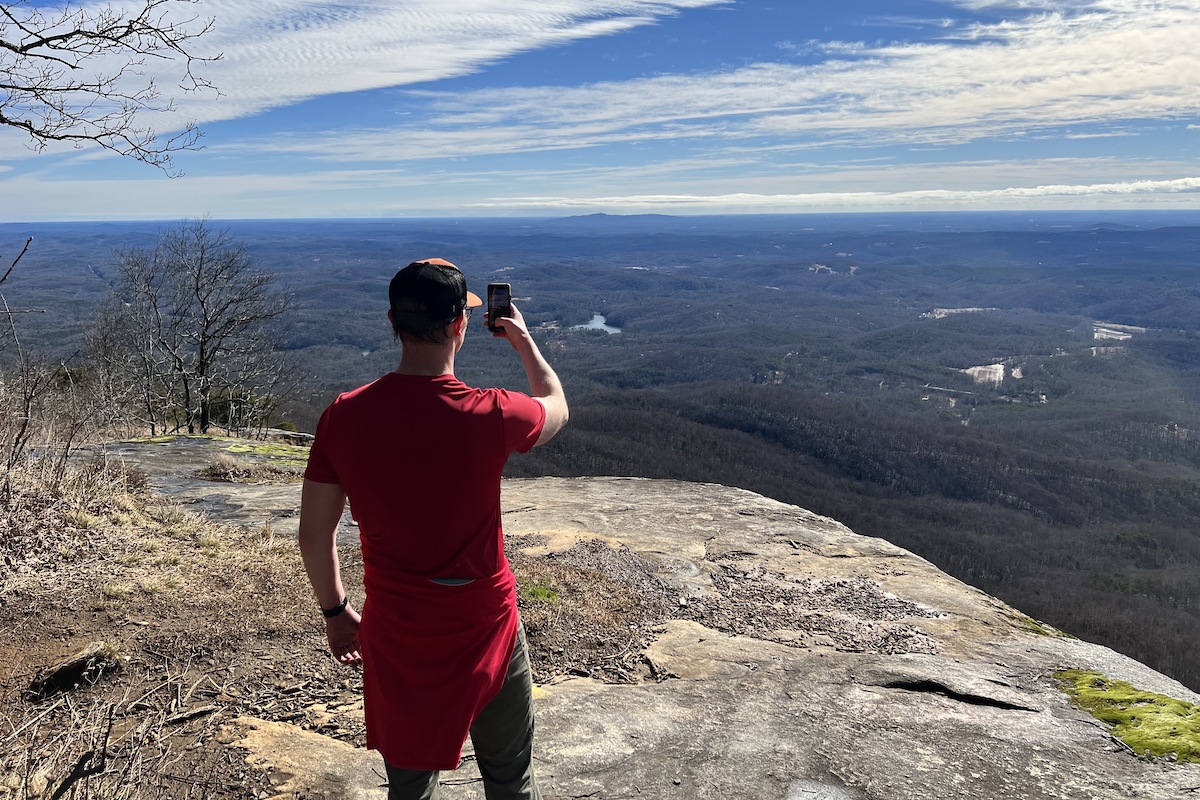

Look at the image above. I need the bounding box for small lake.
[572,314,621,334]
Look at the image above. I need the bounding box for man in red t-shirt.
[299,258,568,800]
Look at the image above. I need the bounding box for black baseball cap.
[388,257,483,327]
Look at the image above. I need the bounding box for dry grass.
[0,458,336,800]
[508,539,676,684]
[196,453,302,484]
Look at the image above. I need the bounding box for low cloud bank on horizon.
[471,177,1200,211]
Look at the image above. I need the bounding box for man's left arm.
[298,479,362,665]
[496,303,568,446]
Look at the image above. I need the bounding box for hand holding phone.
[487,283,512,333]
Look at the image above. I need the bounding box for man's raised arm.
[496,303,568,446]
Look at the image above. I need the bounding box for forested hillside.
[3,211,1200,689]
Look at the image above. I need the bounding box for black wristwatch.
[321,596,349,618]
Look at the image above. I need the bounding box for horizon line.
[6,208,1200,227]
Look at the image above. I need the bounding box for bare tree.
[1,239,106,497]
[0,0,219,173]
[88,294,167,434]
[101,220,293,435]
[0,237,41,486]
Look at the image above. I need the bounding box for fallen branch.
[27,642,122,699]
[165,705,218,725]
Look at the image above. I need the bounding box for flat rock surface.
[82,437,306,536]
[98,441,1199,799]
[492,478,1200,800]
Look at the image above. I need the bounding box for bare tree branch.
[0,0,220,174]
[0,236,31,287]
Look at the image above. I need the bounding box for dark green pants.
[384,624,541,800]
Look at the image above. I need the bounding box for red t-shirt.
[304,372,545,768]
[306,372,544,578]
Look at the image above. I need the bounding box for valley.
[3,210,1200,689]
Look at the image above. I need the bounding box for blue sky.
[3,0,1199,221]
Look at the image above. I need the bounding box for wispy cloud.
[159,0,732,127]
[199,0,1200,169]
[1064,131,1136,140]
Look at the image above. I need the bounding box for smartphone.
[487,283,512,332]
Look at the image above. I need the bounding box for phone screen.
[487,283,512,332]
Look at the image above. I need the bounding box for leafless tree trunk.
[98,220,294,436]
[88,296,167,435]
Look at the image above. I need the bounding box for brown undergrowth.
[1,458,334,799]
[196,453,303,484]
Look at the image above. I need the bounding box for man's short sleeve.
[304,404,341,484]
[500,389,546,454]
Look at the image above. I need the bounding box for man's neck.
[394,342,456,376]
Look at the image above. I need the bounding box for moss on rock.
[1006,611,1074,638]
[226,441,309,466]
[1056,669,1200,763]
